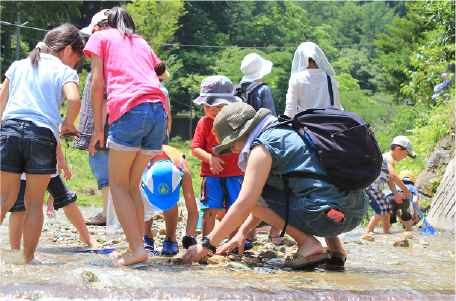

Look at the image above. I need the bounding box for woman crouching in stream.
[183,102,368,269]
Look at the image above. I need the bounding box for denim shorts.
[0,119,57,174]
[260,184,362,238]
[200,175,244,211]
[9,176,77,212]
[89,149,109,190]
[107,102,167,155]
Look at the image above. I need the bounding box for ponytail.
[28,23,85,67]
[108,7,135,37]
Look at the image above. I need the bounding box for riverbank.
[0,206,454,300]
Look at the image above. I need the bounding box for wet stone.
[81,271,99,284]
[281,237,297,246]
[360,234,375,241]
[207,255,224,265]
[393,239,410,247]
[198,254,210,264]
[227,262,250,271]
[259,250,278,259]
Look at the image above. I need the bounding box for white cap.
[158,70,170,80]
[80,9,109,36]
[391,136,417,158]
[240,53,273,82]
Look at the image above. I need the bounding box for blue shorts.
[89,150,109,190]
[107,102,167,155]
[0,119,57,175]
[364,187,392,215]
[200,175,244,211]
[9,176,77,212]
[260,184,362,238]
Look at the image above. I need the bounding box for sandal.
[267,235,283,245]
[285,253,329,270]
[326,250,346,268]
[85,212,107,226]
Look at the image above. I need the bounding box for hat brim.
[158,70,170,80]
[80,26,93,36]
[241,59,273,81]
[193,96,237,106]
[213,108,271,156]
[407,149,417,159]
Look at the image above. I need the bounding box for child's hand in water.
[209,155,224,175]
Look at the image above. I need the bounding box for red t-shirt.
[191,116,244,177]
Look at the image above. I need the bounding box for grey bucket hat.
[213,102,272,156]
[193,75,238,106]
[391,136,417,158]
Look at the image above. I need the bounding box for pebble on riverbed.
[393,239,410,247]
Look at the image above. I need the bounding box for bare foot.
[295,241,324,258]
[116,248,148,266]
[80,235,103,248]
[112,250,127,259]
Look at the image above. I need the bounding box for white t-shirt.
[3,54,79,142]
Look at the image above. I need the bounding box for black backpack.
[265,75,382,191]
[233,82,266,108]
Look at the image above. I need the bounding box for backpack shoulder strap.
[247,81,266,92]
[326,74,334,107]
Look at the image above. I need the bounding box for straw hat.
[213,102,271,156]
[399,170,416,183]
[240,53,273,82]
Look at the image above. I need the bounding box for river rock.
[259,250,278,259]
[227,262,250,271]
[360,234,375,241]
[281,237,297,246]
[81,271,99,283]
[159,228,167,235]
[198,254,210,264]
[261,243,277,251]
[207,255,225,265]
[403,232,414,239]
[267,258,285,267]
[393,239,409,247]
[278,246,287,253]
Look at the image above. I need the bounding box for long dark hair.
[29,23,85,67]
[108,7,135,37]
[154,60,166,77]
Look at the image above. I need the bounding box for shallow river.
[0,207,454,300]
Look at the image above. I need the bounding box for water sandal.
[326,251,346,268]
[231,240,254,255]
[267,235,283,245]
[161,238,179,256]
[182,235,197,249]
[285,253,330,270]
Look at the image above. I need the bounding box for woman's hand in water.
[89,129,103,155]
[182,244,210,264]
[216,232,246,256]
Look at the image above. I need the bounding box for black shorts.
[9,176,77,212]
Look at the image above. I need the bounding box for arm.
[386,178,403,204]
[261,86,277,117]
[192,147,225,175]
[181,159,198,236]
[284,77,298,118]
[183,144,272,263]
[412,194,419,221]
[166,96,172,134]
[216,213,261,255]
[56,143,72,180]
[0,78,10,122]
[385,156,411,199]
[61,82,81,136]
[88,53,105,155]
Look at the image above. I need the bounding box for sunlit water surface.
[0,207,454,300]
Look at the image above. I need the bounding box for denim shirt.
[252,125,368,218]
[240,81,277,116]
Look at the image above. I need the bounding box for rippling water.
[1,207,454,300]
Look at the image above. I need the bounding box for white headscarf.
[291,42,335,76]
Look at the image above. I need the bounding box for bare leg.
[366,214,381,233]
[181,162,198,236]
[202,208,219,237]
[0,172,22,224]
[381,214,391,234]
[252,204,324,257]
[46,195,57,218]
[144,218,154,237]
[163,204,178,242]
[325,237,345,255]
[109,149,150,266]
[9,211,25,250]
[100,186,109,217]
[62,203,101,247]
[22,174,51,263]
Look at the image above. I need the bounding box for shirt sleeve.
[83,32,103,59]
[150,48,160,68]
[284,76,299,118]
[190,119,206,149]
[331,76,344,111]
[62,68,79,88]
[4,61,18,80]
